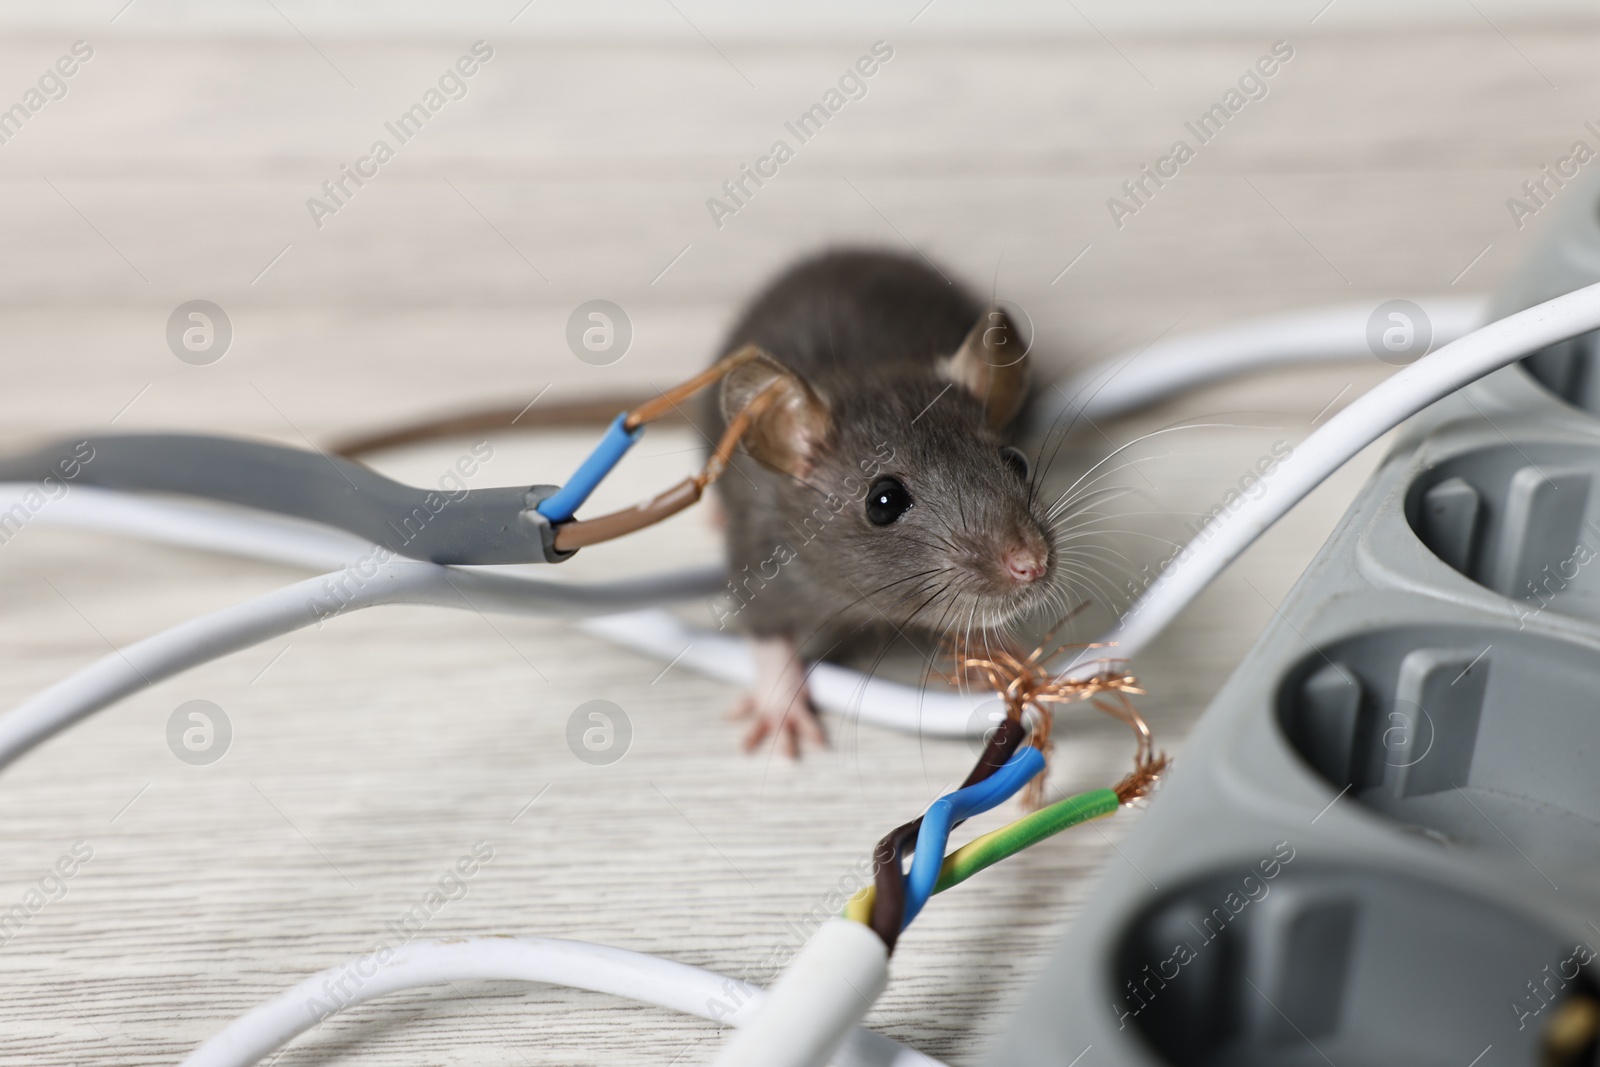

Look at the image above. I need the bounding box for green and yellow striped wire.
[844,787,1121,924]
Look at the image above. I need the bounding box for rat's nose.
[1003,545,1048,585]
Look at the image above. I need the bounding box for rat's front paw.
[731,690,827,758]
[736,634,827,758]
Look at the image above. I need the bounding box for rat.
[326,247,1064,757]
[699,249,1061,756]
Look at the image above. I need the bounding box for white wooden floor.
[0,12,1594,1066]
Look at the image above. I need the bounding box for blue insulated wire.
[901,745,1047,927]
[535,413,644,523]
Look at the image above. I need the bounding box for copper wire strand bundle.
[952,633,1151,809]
[866,630,1167,950]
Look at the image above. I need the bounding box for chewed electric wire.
[847,753,1166,940]
[849,634,1167,946]
[527,344,788,552]
[843,788,1121,927]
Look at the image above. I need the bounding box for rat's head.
[721,310,1059,640]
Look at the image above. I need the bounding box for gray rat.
[701,249,1060,755]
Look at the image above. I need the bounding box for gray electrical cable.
[0,434,569,565]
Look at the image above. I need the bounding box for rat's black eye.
[1000,446,1030,480]
[865,477,913,526]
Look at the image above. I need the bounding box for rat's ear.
[940,307,1030,427]
[719,347,832,479]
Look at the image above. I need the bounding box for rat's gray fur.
[702,249,1058,658]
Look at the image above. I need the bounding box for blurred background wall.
[0,0,1595,446]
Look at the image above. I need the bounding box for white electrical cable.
[0,560,724,772]
[708,918,891,1067]
[579,610,982,737]
[0,548,984,764]
[1067,280,1600,675]
[1034,296,1484,430]
[0,491,991,753]
[179,936,944,1067]
[0,518,997,772]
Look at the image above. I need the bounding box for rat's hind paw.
[732,689,826,759]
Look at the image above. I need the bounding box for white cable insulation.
[1072,281,1600,675]
[709,918,891,1067]
[1035,296,1484,430]
[578,610,984,738]
[0,561,725,771]
[0,553,981,765]
[2,494,989,750]
[178,936,943,1067]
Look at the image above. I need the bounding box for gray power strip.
[988,176,1600,1066]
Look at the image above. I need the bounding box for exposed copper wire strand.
[950,629,1154,807]
[1113,747,1170,805]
